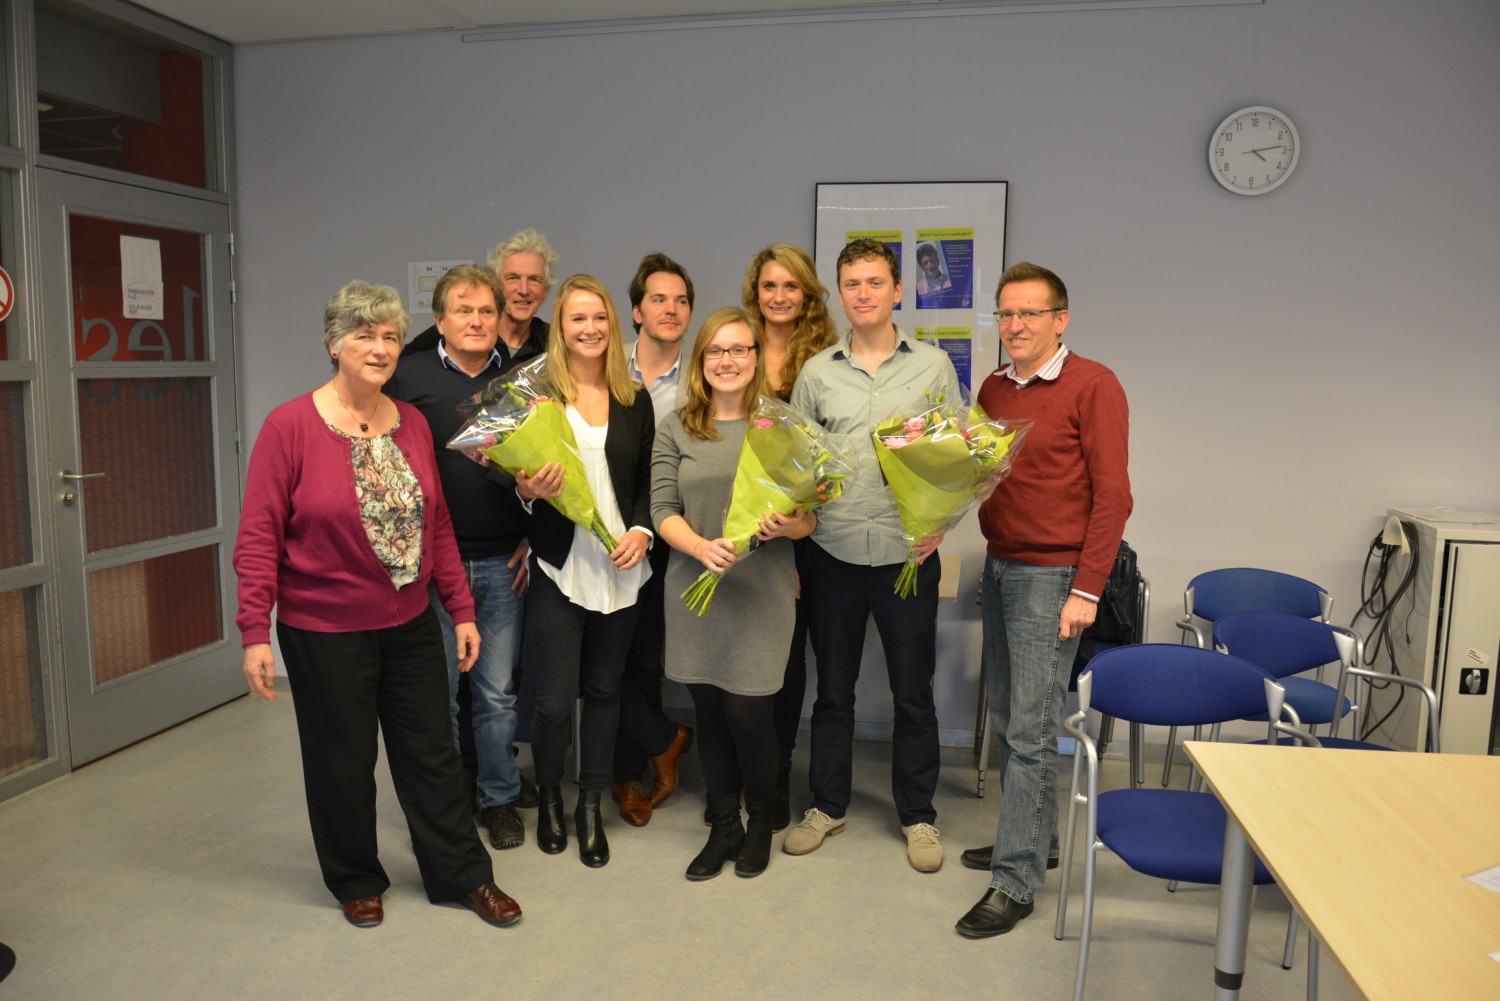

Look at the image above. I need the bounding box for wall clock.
[1209,106,1299,195]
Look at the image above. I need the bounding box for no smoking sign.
[0,265,13,323]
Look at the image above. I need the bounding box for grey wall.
[231,0,1500,739]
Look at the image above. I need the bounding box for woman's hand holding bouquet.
[681,396,855,615]
[447,356,620,554]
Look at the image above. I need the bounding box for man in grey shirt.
[787,238,960,872]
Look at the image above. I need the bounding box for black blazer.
[528,390,656,569]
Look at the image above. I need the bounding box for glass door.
[37,168,241,764]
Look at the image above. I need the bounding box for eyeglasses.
[992,308,1064,325]
[703,345,756,360]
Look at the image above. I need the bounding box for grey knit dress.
[651,414,795,696]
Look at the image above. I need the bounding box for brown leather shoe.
[613,781,653,826]
[459,883,521,926]
[340,895,383,928]
[648,725,694,807]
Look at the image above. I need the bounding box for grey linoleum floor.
[0,695,1357,1001]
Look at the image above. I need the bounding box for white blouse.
[536,403,649,614]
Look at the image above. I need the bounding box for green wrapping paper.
[680,396,855,616]
[872,401,1032,598]
[446,357,618,555]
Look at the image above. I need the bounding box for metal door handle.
[60,470,106,480]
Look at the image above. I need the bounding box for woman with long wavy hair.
[739,244,837,829]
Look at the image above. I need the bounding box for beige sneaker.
[782,808,845,855]
[902,823,943,872]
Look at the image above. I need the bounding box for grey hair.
[322,281,410,372]
[486,228,559,291]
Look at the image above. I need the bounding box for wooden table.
[1184,741,1500,1001]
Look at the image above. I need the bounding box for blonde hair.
[545,275,639,407]
[739,244,835,399]
[679,307,769,442]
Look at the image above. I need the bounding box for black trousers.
[771,539,813,767]
[526,565,639,792]
[277,606,493,904]
[612,541,679,783]
[803,541,941,827]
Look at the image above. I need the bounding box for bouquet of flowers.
[447,356,619,555]
[872,391,1033,598]
[681,396,854,616]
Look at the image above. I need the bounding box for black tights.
[687,684,778,804]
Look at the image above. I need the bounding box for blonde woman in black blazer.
[516,275,655,868]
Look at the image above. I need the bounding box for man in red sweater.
[955,261,1131,938]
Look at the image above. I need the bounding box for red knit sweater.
[976,353,1131,598]
[234,393,474,646]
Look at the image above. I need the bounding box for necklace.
[332,386,378,433]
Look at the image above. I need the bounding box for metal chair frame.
[1054,644,1316,1001]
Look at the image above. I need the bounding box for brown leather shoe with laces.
[459,883,521,926]
[613,782,653,826]
[340,895,383,928]
[648,725,694,807]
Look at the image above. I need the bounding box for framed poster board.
[814,180,1007,392]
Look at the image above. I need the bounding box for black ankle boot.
[736,800,773,877]
[687,794,745,881]
[575,789,610,868]
[771,761,793,832]
[536,785,566,855]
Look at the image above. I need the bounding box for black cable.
[1347,521,1419,741]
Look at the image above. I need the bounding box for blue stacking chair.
[1164,568,1333,785]
[1054,644,1313,1001]
[1210,611,1353,744]
[1212,611,1442,999]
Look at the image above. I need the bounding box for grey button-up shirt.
[789,326,962,567]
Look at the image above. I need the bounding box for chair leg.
[976,710,993,798]
[1161,724,1178,786]
[1129,722,1144,788]
[1307,931,1320,1001]
[973,675,988,756]
[1071,844,1098,1001]
[1283,908,1299,969]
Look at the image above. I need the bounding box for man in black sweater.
[388,264,534,850]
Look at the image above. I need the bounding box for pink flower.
[903,417,927,436]
[754,418,774,428]
[883,436,910,449]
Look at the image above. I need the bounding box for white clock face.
[1210,107,1299,195]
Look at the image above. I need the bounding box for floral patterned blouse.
[330,416,424,587]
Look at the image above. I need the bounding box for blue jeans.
[430,554,523,809]
[983,557,1082,905]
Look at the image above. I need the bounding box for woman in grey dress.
[651,307,817,880]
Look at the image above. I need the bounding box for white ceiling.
[129,0,938,46]
[127,0,1202,46]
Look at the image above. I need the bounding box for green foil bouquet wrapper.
[447,356,618,555]
[681,396,855,616]
[872,392,1033,598]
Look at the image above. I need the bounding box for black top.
[386,348,530,560]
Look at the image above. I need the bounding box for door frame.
[37,166,244,765]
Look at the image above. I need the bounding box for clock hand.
[1244,148,1268,162]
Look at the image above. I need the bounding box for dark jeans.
[526,565,639,792]
[277,606,493,904]
[803,541,941,827]
[612,541,679,783]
